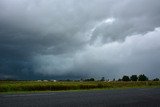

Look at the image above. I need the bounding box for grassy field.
[0,81,160,93]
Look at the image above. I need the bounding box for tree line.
[120,74,148,81]
[83,74,159,82]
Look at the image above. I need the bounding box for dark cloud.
[0,0,160,80]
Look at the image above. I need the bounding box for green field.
[0,81,160,93]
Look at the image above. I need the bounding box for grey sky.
[0,0,160,80]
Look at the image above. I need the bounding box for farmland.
[0,81,160,93]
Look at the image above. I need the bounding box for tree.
[130,75,138,81]
[89,78,95,81]
[118,78,122,81]
[113,78,115,81]
[122,75,130,81]
[138,74,148,81]
[85,78,95,81]
[153,78,159,81]
[100,77,105,81]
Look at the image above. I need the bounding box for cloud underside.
[0,0,160,79]
[34,28,160,79]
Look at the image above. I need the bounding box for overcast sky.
[0,0,160,80]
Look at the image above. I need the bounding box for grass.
[0,81,160,93]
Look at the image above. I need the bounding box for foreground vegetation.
[1,81,160,93]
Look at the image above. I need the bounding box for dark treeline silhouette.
[84,74,159,82]
[153,78,159,81]
[1,74,159,82]
[84,78,95,81]
[119,74,149,81]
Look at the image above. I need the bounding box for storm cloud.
[0,0,160,80]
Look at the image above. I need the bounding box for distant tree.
[100,77,105,81]
[130,75,138,81]
[80,78,83,81]
[66,79,71,81]
[113,78,115,81]
[90,78,95,81]
[122,75,130,81]
[106,79,109,82]
[85,78,95,81]
[153,78,159,81]
[138,74,148,81]
[118,79,121,81]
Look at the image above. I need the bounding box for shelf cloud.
[0,0,160,80]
